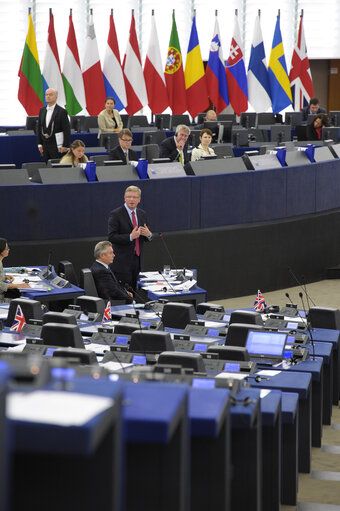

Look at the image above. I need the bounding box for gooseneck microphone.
[158,270,178,294]
[288,267,316,307]
[159,232,185,280]
[299,291,316,361]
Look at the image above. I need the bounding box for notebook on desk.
[245,330,287,365]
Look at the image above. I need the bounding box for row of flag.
[18,10,314,119]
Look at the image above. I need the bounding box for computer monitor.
[329,111,340,127]
[50,163,73,168]
[218,121,233,143]
[245,330,287,357]
[157,351,205,372]
[232,129,249,147]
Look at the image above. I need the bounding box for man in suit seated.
[90,240,133,303]
[109,129,138,165]
[159,124,191,165]
[301,97,326,121]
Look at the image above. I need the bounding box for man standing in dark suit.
[159,124,191,164]
[301,97,326,121]
[108,185,152,290]
[90,241,133,303]
[37,88,70,163]
[109,129,138,164]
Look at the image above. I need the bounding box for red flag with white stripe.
[123,13,148,115]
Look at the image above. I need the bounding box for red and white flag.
[143,13,168,114]
[102,301,111,324]
[82,13,106,115]
[123,13,148,115]
[289,12,314,111]
[42,10,66,107]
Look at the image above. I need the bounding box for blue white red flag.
[206,17,229,114]
[289,12,314,111]
[10,305,26,332]
[225,14,248,116]
[253,290,267,312]
[247,15,272,112]
[102,301,111,324]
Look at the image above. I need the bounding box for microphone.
[126,286,164,321]
[300,274,316,306]
[285,292,308,329]
[158,270,178,295]
[288,267,316,307]
[158,232,185,281]
[299,291,316,361]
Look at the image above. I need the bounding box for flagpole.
[258,9,261,19]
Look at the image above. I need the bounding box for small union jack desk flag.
[10,304,26,332]
[102,301,111,324]
[253,290,267,312]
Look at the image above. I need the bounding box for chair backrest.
[70,115,87,132]
[84,116,99,130]
[217,114,236,124]
[256,112,276,126]
[188,130,201,147]
[171,114,191,129]
[79,268,98,296]
[57,260,78,286]
[127,115,149,128]
[154,114,171,130]
[141,144,159,162]
[120,114,129,128]
[142,130,166,145]
[26,116,39,133]
[99,132,119,150]
[240,112,257,128]
[211,144,234,158]
[196,113,206,125]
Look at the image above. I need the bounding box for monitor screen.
[193,343,207,352]
[192,378,215,389]
[132,354,147,365]
[286,321,298,329]
[45,347,57,357]
[285,335,296,345]
[246,331,287,356]
[115,335,128,345]
[207,328,219,337]
[141,320,151,328]
[224,362,241,372]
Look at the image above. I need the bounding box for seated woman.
[0,238,29,302]
[306,113,330,141]
[97,97,123,138]
[60,139,88,167]
[191,129,216,161]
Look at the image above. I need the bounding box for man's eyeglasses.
[121,138,132,143]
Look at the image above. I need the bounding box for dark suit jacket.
[159,136,190,164]
[108,205,149,276]
[90,260,132,303]
[37,103,71,149]
[109,145,138,165]
[301,106,326,121]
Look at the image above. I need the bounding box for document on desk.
[215,372,248,380]
[7,391,114,426]
[99,361,134,371]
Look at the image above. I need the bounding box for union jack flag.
[10,304,26,332]
[289,12,314,111]
[102,301,111,324]
[253,290,267,312]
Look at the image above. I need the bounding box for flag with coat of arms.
[253,290,267,312]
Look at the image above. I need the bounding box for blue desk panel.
[312,327,340,405]
[189,388,231,511]
[122,382,189,511]
[9,378,122,511]
[281,392,299,505]
[249,370,312,474]
[0,362,12,511]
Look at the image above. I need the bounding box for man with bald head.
[37,88,70,162]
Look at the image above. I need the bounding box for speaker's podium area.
[0,280,339,511]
